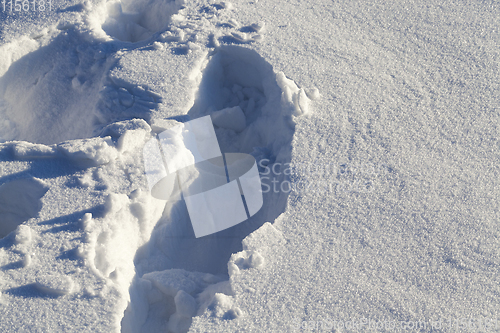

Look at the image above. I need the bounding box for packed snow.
[0,0,499,332]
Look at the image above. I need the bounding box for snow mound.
[13,142,58,159]
[0,28,162,144]
[0,178,48,239]
[0,30,109,144]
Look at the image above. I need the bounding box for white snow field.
[0,0,499,332]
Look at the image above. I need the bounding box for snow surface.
[0,0,499,332]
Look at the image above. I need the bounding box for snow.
[1,0,499,332]
[35,273,76,296]
[0,178,48,238]
[210,106,246,132]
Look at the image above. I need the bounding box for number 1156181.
[2,0,52,12]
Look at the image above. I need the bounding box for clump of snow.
[228,222,284,274]
[13,142,58,159]
[275,71,312,116]
[196,280,239,318]
[22,254,32,268]
[166,290,197,333]
[150,118,182,133]
[77,173,96,188]
[117,128,149,153]
[14,225,36,267]
[231,250,265,271]
[58,137,119,166]
[199,292,242,320]
[35,274,76,296]
[210,106,246,132]
[174,290,197,317]
[79,213,94,231]
[99,119,151,138]
[14,225,34,246]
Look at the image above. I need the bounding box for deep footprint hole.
[142,45,294,276]
[101,0,184,42]
[122,46,295,332]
